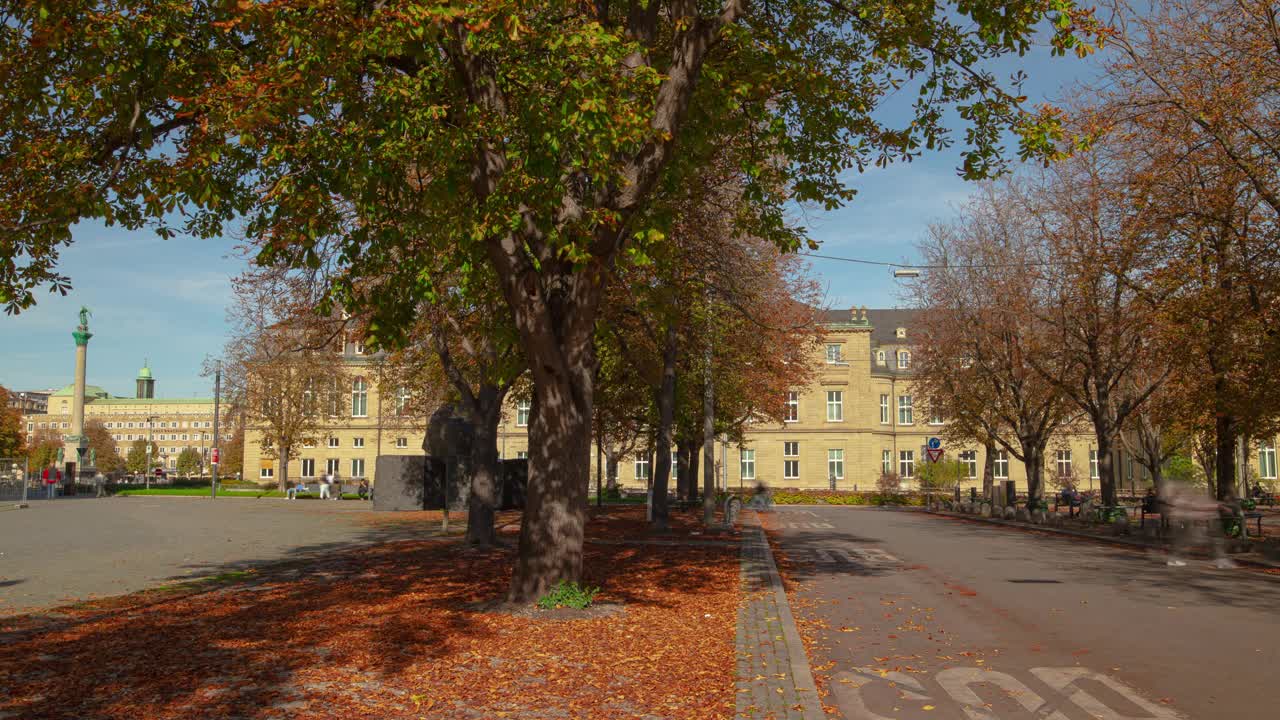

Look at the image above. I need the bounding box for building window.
[301,459,316,478]
[351,458,366,478]
[516,400,531,427]
[1056,450,1072,478]
[994,450,1009,479]
[929,409,943,425]
[127,422,135,429]
[740,449,756,480]
[351,377,368,417]
[181,434,189,441]
[354,341,366,355]
[1089,449,1099,479]
[353,437,365,448]
[825,344,843,363]
[326,458,340,476]
[960,450,977,479]
[516,451,528,460]
[260,466,274,479]
[302,380,317,416]
[396,437,408,449]
[876,350,886,365]
[882,449,892,475]
[784,391,799,422]
[826,390,843,422]
[828,449,844,480]
[328,378,341,416]
[1261,441,1278,480]
[328,436,339,448]
[899,450,915,479]
[396,386,411,416]
[897,350,911,369]
[783,441,799,480]
[896,327,907,338]
[635,455,650,481]
[880,394,889,424]
[898,395,913,425]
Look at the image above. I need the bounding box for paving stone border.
[736,511,824,720]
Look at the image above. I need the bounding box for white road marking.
[830,666,1184,719]
[1031,667,1188,719]
[936,666,1070,720]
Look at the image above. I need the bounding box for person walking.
[1162,480,1235,568]
[319,471,332,500]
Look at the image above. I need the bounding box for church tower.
[136,362,155,399]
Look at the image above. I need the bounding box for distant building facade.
[23,364,229,472]
[241,311,1280,493]
[6,390,51,415]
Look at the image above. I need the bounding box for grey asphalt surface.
[770,506,1280,720]
[0,496,436,616]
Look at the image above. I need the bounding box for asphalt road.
[0,496,433,616]
[770,506,1280,720]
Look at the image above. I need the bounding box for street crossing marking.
[832,666,1187,720]
[793,547,902,566]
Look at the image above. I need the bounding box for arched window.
[351,377,368,417]
[396,386,411,416]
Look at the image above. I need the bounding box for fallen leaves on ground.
[0,508,738,719]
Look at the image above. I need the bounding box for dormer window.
[897,350,911,369]
[896,327,907,339]
[876,350,886,365]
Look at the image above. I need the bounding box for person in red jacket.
[42,466,58,499]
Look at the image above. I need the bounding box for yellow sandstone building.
[23,364,230,473]
[242,311,1280,494]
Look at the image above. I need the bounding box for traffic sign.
[927,437,942,450]
[926,447,944,463]
[154,467,164,477]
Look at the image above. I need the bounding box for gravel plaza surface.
[0,496,444,615]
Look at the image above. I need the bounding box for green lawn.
[114,487,363,500]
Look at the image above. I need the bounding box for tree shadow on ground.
[0,514,738,720]
[912,512,1280,612]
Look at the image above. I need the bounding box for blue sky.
[0,32,1103,398]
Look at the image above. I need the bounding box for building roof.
[137,365,153,380]
[820,308,923,345]
[50,383,112,399]
[88,397,214,406]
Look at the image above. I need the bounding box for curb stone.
[736,511,824,720]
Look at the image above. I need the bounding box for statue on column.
[78,305,92,330]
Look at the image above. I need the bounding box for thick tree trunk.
[1215,413,1237,500]
[675,439,692,502]
[277,446,289,493]
[465,390,503,548]
[688,437,701,505]
[1021,439,1046,505]
[1096,429,1117,505]
[982,440,995,496]
[509,375,592,603]
[650,323,679,530]
[605,453,619,490]
[702,354,716,525]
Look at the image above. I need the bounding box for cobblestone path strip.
[736,512,824,720]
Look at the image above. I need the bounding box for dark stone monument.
[499,458,527,510]
[372,455,431,512]
[372,404,527,512]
